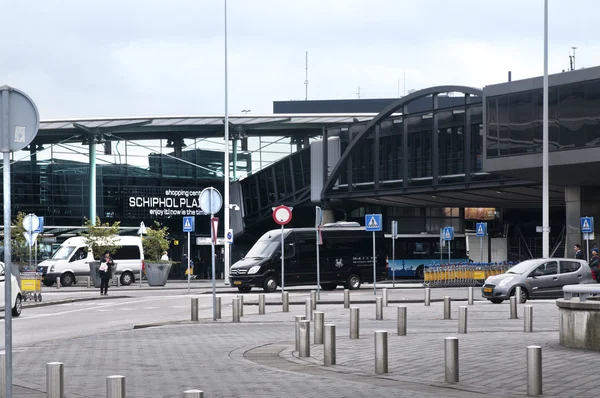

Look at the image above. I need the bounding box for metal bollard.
[324,324,336,366]
[510,296,518,319]
[443,296,451,320]
[468,286,474,305]
[295,315,306,351]
[382,288,388,307]
[376,297,383,320]
[397,306,407,336]
[87,276,91,289]
[344,289,350,308]
[350,307,359,339]
[183,390,204,398]
[298,320,311,358]
[458,306,468,334]
[259,294,266,315]
[314,311,324,344]
[516,286,522,304]
[0,353,4,398]
[524,305,533,333]
[46,362,64,398]
[238,295,244,317]
[282,291,289,312]
[424,287,430,306]
[444,337,459,383]
[115,276,120,288]
[306,298,313,321]
[56,277,61,289]
[527,346,542,396]
[310,290,317,310]
[106,375,126,398]
[374,330,388,374]
[191,298,199,322]
[216,297,221,320]
[232,298,240,323]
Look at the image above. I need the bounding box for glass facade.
[486,78,600,157]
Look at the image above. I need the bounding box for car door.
[559,260,586,286]
[528,260,561,298]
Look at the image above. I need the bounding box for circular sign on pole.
[22,214,39,232]
[273,205,292,225]
[199,187,223,215]
[0,86,40,153]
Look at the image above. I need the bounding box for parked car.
[0,261,23,317]
[482,258,593,303]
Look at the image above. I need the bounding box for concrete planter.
[146,261,172,286]
[557,298,600,350]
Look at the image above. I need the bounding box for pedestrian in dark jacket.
[590,248,600,282]
[574,244,584,260]
[99,251,114,295]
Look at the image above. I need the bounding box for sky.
[2,0,600,119]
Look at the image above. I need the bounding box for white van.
[37,236,144,287]
[0,261,23,317]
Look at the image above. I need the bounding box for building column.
[89,141,97,225]
[565,186,600,259]
[232,138,238,180]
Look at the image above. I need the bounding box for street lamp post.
[223,0,231,284]
[542,0,550,258]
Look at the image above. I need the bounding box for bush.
[79,217,121,261]
[143,221,170,262]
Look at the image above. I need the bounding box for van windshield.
[52,246,76,261]
[245,239,279,259]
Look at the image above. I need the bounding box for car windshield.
[51,246,76,260]
[244,232,283,259]
[505,260,541,275]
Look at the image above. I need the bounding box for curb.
[23,295,131,309]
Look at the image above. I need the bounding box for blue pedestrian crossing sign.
[183,216,195,232]
[365,214,383,232]
[443,226,454,241]
[581,217,594,233]
[476,222,487,237]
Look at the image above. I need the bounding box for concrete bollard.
[295,315,306,352]
[524,305,533,333]
[259,294,266,315]
[314,311,324,344]
[510,296,518,319]
[424,287,431,306]
[324,324,336,366]
[232,298,240,323]
[443,296,451,319]
[527,346,542,396]
[306,298,313,321]
[282,291,289,312]
[46,362,64,398]
[216,297,221,320]
[397,306,407,336]
[468,286,474,305]
[444,337,459,383]
[344,289,350,308]
[56,277,61,289]
[376,297,383,320]
[183,390,204,397]
[238,295,244,317]
[458,306,467,334]
[350,307,359,339]
[516,286,522,304]
[87,276,91,289]
[0,353,4,398]
[374,331,388,374]
[298,320,311,358]
[310,290,317,310]
[191,298,199,322]
[382,288,388,307]
[106,375,126,398]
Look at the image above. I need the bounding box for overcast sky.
[2,0,599,119]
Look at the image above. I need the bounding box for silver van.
[482,258,594,303]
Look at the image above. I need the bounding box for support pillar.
[565,186,600,260]
[89,141,96,224]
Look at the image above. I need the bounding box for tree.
[143,221,170,262]
[79,217,121,261]
[11,212,34,264]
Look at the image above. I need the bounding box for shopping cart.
[20,271,42,302]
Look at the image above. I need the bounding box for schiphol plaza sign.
[127,188,206,217]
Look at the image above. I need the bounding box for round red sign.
[273,205,292,225]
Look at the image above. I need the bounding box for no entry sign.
[273,205,292,225]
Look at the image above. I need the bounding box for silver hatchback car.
[481,258,594,303]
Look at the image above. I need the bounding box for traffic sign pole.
[372,231,376,295]
[187,231,191,293]
[272,205,293,301]
[281,224,285,296]
[392,221,397,288]
[315,206,322,300]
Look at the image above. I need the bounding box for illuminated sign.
[465,208,496,221]
[124,187,207,218]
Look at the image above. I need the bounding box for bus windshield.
[51,246,76,261]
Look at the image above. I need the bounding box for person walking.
[574,244,584,260]
[99,251,114,296]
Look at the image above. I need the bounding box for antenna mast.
[304,51,309,101]
[356,86,361,99]
[569,47,577,71]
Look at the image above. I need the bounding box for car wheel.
[42,280,54,287]
[490,299,504,304]
[12,294,22,317]
[511,287,528,303]
[238,286,252,293]
[263,275,278,293]
[345,274,361,290]
[416,266,425,280]
[60,272,74,287]
[120,271,134,286]
[320,283,337,291]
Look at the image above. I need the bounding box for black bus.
[230,223,388,293]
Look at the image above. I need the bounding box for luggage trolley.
[20,271,42,302]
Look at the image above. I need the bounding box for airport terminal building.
[2,66,600,273]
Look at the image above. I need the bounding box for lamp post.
[542,0,549,258]
[223,0,231,285]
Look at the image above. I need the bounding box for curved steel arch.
[321,85,483,196]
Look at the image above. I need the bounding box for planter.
[89,261,116,288]
[146,261,172,286]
